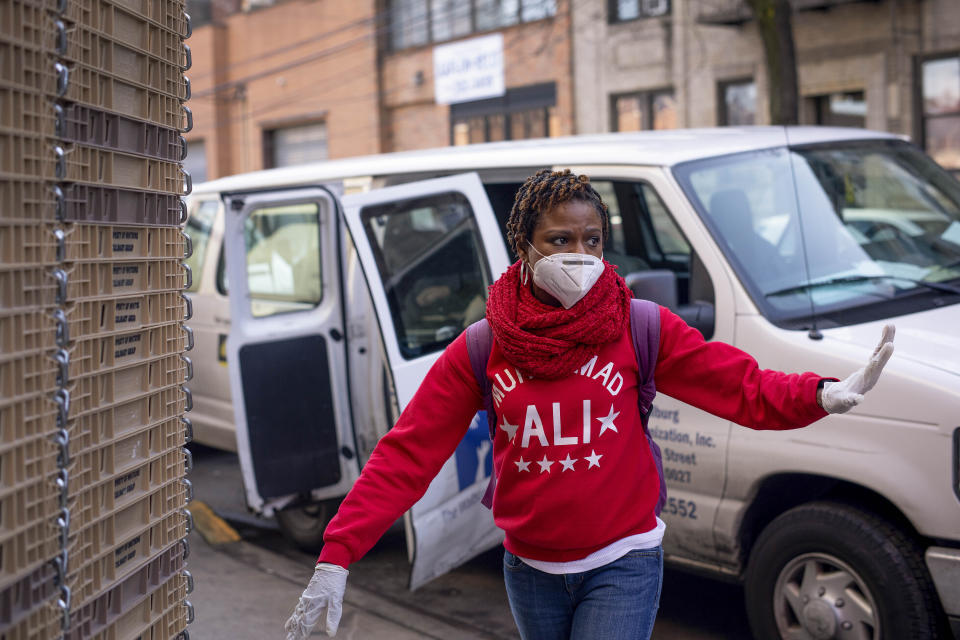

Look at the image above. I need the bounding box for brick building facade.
[184,0,959,181]
[573,0,960,172]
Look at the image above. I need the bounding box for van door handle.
[329,328,343,342]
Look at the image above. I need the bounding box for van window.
[243,203,322,318]
[360,192,491,358]
[184,200,219,292]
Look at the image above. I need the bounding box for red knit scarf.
[485,260,633,380]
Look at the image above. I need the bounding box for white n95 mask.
[526,243,605,309]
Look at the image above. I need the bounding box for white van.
[185,127,960,639]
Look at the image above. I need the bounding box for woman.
[285,169,894,640]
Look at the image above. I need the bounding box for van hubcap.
[773,552,879,639]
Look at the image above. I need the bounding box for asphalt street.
[186,444,754,639]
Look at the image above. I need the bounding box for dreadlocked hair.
[506,168,610,258]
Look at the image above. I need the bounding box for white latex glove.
[820,324,895,414]
[284,563,349,639]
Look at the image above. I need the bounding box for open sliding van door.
[222,187,358,518]
[341,173,512,589]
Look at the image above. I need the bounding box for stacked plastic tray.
[0,0,195,637]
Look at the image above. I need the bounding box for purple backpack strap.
[465,319,497,508]
[630,299,666,516]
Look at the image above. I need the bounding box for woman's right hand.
[284,562,349,638]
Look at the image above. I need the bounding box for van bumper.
[926,546,960,637]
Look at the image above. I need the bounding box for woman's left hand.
[820,324,895,414]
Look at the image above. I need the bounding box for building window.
[450,83,556,145]
[612,90,677,131]
[809,91,866,128]
[921,54,960,173]
[718,79,757,126]
[609,0,671,23]
[263,122,328,169]
[183,138,207,183]
[390,0,556,50]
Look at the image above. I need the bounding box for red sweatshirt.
[318,307,828,568]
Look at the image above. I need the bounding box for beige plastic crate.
[67,482,186,577]
[0,134,58,181]
[0,599,62,640]
[61,64,186,132]
[0,87,54,139]
[62,353,187,416]
[0,223,60,267]
[0,392,57,453]
[0,561,57,630]
[67,416,186,495]
[65,385,186,453]
[66,508,187,607]
[63,25,187,101]
[90,573,188,640]
[61,224,186,262]
[61,259,186,301]
[63,323,187,378]
[63,0,188,44]
[0,38,60,95]
[0,267,58,312]
[60,104,184,163]
[59,181,185,226]
[64,542,185,640]
[0,481,61,592]
[0,309,58,357]
[62,291,186,341]
[0,349,57,400]
[0,179,57,223]
[67,448,185,534]
[0,435,57,500]
[60,144,185,194]
[0,0,55,51]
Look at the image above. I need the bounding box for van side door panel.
[223,188,356,515]
[341,173,511,589]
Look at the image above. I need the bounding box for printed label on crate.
[113,333,143,364]
[114,468,141,501]
[111,229,144,257]
[112,264,144,292]
[114,535,141,570]
[114,299,143,328]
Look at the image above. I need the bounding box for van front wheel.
[744,501,940,640]
[276,500,336,552]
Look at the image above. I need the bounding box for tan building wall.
[573,0,960,164]
[380,0,575,152]
[186,0,381,180]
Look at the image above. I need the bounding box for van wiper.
[765,274,960,298]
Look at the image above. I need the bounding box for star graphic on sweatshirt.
[499,417,519,442]
[515,457,531,472]
[597,405,620,436]
[559,454,577,472]
[585,449,603,469]
[536,455,554,473]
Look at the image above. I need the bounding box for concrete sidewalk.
[186,525,496,639]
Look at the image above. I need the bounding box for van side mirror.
[624,270,716,339]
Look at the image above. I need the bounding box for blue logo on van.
[454,411,493,491]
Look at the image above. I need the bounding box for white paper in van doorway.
[433,33,505,105]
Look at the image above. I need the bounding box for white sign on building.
[433,33,505,105]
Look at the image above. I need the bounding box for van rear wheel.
[744,501,940,640]
[276,500,336,552]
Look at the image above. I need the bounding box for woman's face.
[518,199,604,305]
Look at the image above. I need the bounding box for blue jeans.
[503,546,663,640]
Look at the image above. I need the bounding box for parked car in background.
[186,128,960,640]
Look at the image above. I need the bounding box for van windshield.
[673,140,960,328]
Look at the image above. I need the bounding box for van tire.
[744,501,940,640]
[276,500,336,552]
